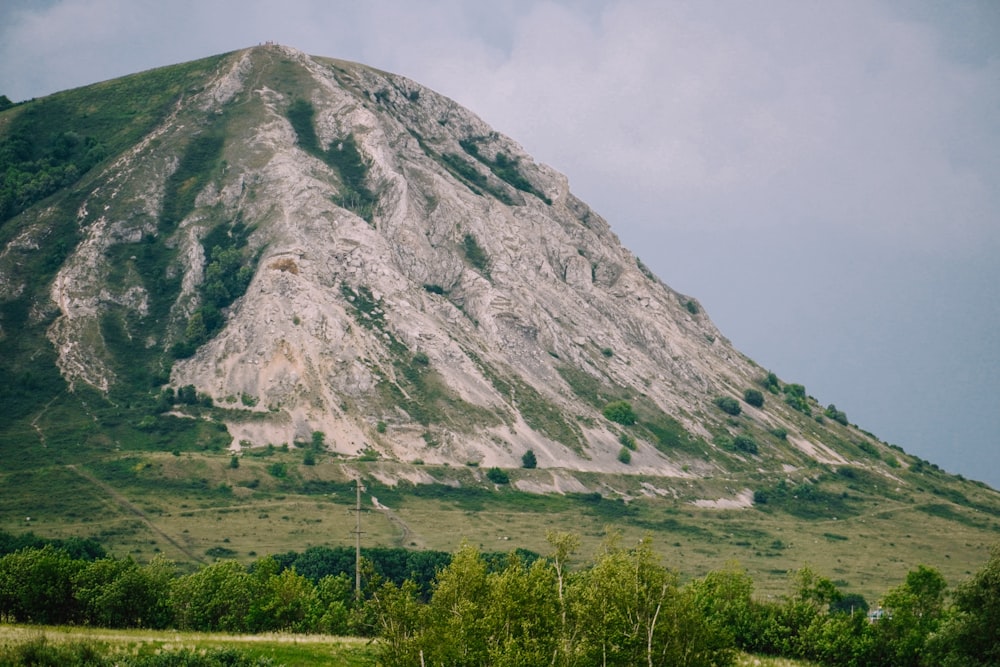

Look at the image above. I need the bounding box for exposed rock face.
[22,45,868,475]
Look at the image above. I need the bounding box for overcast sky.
[2,0,998,487]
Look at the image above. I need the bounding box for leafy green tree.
[825,403,849,425]
[248,558,321,632]
[418,542,491,664]
[927,544,1000,666]
[483,554,561,666]
[315,572,353,634]
[876,565,948,666]
[486,466,510,484]
[714,396,742,416]
[0,545,82,624]
[690,564,757,650]
[171,560,258,631]
[547,531,580,665]
[602,400,636,425]
[73,555,174,628]
[369,578,426,666]
[572,535,733,666]
[521,449,537,469]
[743,388,765,407]
[783,383,811,414]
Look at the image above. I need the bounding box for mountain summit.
[0,45,905,476]
[4,45,1000,594]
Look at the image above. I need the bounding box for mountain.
[1,45,997,596]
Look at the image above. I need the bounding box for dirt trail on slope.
[66,464,205,564]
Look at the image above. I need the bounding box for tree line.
[1,530,997,666]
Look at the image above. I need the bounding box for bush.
[486,467,509,484]
[783,384,811,414]
[619,433,637,450]
[521,450,537,469]
[602,400,636,425]
[462,234,490,275]
[743,388,764,408]
[733,435,759,455]
[760,372,781,394]
[617,447,632,464]
[825,404,849,426]
[714,396,742,416]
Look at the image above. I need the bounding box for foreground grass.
[0,625,376,666]
[735,656,818,667]
[0,625,818,667]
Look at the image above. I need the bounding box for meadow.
[2,444,997,603]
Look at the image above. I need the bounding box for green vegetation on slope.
[0,53,230,225]
[286,99,377,222]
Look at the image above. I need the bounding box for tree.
[547,531,580,665]
[521,449,537,469]
[876,565,948,666]
[743,388,765,408]
[690,564,757,650]
[248,560,321,632]
[603,400,636,425]
[714,396,742,416]
[572,535,733,666]
[368,578,426,666]
[418,542,491,664]
[170,560,258,631]
[825,404,849,426]
[73,556,174,628]
[0,545,82,624]
[927,544,1000,666]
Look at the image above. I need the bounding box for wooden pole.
[353,477,363,599]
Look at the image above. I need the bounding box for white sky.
[2,0,999,487]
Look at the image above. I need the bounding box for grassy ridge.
[1,445,997,601]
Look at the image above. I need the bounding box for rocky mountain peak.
[5,45,871,479]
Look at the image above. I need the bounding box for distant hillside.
[0,45,997,597]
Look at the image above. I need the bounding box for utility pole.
[352,477,365,599]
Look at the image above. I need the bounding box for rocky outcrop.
[30,45,869,476]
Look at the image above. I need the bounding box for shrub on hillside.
[602,400,636,425]
[714,396,741,416]
[733,435,758,455]
[486,467,509,484]
[743,388,764,408]
[521,450,537,469]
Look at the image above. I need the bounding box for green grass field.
[0,625,375,666]
[2,445,997,602]
[0,625,819,667]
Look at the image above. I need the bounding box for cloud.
[399,0,1000,252]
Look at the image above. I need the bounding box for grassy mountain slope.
[0,46,997,601]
